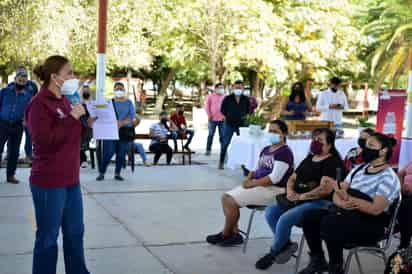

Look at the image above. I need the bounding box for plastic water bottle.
[383,112,396,134]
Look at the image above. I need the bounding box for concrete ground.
[0,123,392,274]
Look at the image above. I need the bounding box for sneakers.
[274,241,299,264]
[114,174,124,181]
[218,163,224,170]
[81,162,89,168]
[206,232,225,245]
[255,253,276,270]
[206,232,244,246]
[255,241,298,270]
[143,161,152,167]
[96,174,105,181]
[219,233,244,246]
[298,253,329,274]
[205,151,211,156]
[6,176,19,184]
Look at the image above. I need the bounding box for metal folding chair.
[293,226,306,274]
[241,204,306,273]
[241,205,266,253]
[343,196,402,274]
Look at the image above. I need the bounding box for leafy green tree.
[362,0,412,90]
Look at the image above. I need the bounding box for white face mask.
[217,88,224,95]
[114,90,125,98]
[233,89,242,96]
[244,90,251,96]
[59,78,79,96]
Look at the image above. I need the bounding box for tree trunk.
[154,68,175,113]
[198,81,207,108]
[248,69,263,100]
[0,70,8,86]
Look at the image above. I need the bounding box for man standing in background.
[219,80,250,170]
[205,83,225,156]
[6,67,38,164]
[316,77,349,131]
[0,68,32,183]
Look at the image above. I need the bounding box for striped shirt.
[150,122,169,144]
[346,164,400,207]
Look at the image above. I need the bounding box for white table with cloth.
[227,134,357,171]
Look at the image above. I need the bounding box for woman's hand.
[287,189,300,202]
[339,197,358,210]
[335,188,349,201]
[243,179,256,189]
[118,118,131,128]
[70,104,86,120]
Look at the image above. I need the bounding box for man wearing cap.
[6,67,38,163]
[0,67,32,183]
[315,77,349,130]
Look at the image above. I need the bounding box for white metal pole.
[96,0,108,103]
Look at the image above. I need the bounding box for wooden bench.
[134,133,195,166]
[88,133,195,171]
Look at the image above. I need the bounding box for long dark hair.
[289,82,306,103]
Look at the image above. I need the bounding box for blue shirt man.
[0,67,32,183]
[7,79,38,97]
[0,83,32,122]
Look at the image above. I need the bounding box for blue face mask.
[233,89,242,96]
[266,133,281,144]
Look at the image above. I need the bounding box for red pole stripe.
[97,0,108,54]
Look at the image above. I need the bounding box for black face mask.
[83,93,90,100]
[15,84,25,91]
[357,138,366,149]
[161,118,168,124]
[361,147,381,163]
[178,110,184,115]
[331,87,338,93]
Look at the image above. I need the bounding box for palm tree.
[363,0,412,90]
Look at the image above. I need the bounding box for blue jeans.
[265,200,331,255]
[24,126,33,158]
[206,121,224,152]
[0,121,23,177]
[219,122,239,164]
[99,140,130,175]
[134,142,147,162]
[30,183,89,274]
[171,129,195,150]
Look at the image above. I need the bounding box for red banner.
[376,89,407,166]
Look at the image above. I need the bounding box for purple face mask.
[310,140,323,155]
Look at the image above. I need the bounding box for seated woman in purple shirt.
[206,120,294,246]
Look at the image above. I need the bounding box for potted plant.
[357,116,374,134]
[246,110,267,136]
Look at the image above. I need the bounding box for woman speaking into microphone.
[26,55,95,274]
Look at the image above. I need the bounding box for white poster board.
[87,100,119,140]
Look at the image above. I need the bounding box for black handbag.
[112,99,135,142]
[328,164,375,215]
[275,193,299,211]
